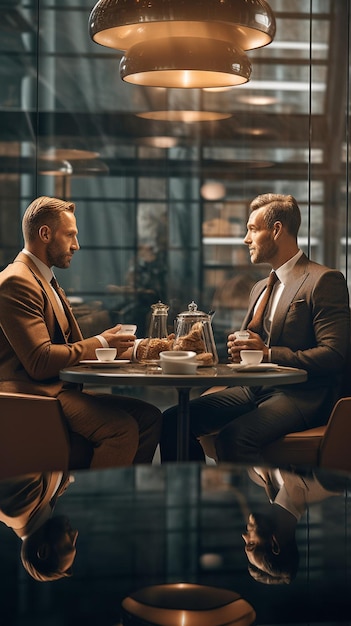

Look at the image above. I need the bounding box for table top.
[60,361,307,388]
[0,463,349,624]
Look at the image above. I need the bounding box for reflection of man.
[0,472,77,581]
[242,467,346,585]
[161,194,350,463]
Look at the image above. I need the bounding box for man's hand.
[227,330,268,362]
[101,324,137,358]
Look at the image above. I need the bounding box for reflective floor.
[0,463,350,626]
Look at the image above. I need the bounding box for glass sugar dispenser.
[173,301,218,366]
[138,301,173,363]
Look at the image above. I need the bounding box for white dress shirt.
[22,249,106,346]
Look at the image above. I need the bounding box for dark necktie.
[51,276,71,309]
[256,469,279,503]
[50,276,77,341]
[247,271,278,336]
[50,276,83,341]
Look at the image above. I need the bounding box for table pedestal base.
[176,387,190,462]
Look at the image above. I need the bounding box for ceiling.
[0,1,349,190]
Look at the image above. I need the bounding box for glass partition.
[0,0,350,356]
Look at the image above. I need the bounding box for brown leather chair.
[198,344,351,473]
[198,396,351,472]
[0,392,93,479]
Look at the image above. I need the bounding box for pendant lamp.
[89,0,275,88]
[120,37,251,88]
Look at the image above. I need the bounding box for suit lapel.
[242,281,267,329]
[269,255,310,345]
[14,253,82,342]
[242,254,311,343]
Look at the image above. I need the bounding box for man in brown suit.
[0,472,77,581]
[0,196,162,468]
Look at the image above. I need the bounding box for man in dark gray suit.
[160,194,350,463]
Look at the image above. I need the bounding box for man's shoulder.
[0,258,44,300]
[0,253,38,282]
[297,255,346,279]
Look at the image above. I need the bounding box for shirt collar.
[275,249,303,285]
[22,248,54,284]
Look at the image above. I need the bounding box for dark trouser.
[160,386,307,464]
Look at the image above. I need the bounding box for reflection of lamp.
[137,110,231,122]
[236,127,275,137]
[121,583,256,626]
[137,137,178,149]
[38,159,109,176]
[201,181,226,200]
[136,85,233,122]
[39,148,109,176]
[236,95,278,106]
[38,150,109,199]
[38,159,73,176]
[39,148,100,161]
[89,0,275,88]
[68,159,109,176]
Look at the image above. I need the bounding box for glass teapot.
[138,301,173,363]
[173,301,218,366]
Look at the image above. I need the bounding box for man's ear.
[38,225,51,242]
[270,534,281,555]
[37,542,50,560]
[63,567,73,577]
[272,221,283,239]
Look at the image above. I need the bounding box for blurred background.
[0,0,350,360]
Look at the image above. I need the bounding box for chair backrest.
[319,397,351,472]
[338,330,351,397]
[0,392,70,479]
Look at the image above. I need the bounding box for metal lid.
[177,301,210,320]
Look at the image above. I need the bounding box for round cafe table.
[60,362,307,461]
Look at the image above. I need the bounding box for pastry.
[173,322,215,365]
[137,337,174,361]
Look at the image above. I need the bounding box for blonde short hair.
[22,196,76,243]
[250,193,301,238]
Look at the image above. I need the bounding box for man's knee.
[215,422,257,462]
[143,403,163,425]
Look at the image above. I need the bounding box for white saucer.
[227,363,279,372]
[79,359,130,367]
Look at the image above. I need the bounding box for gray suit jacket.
[241,254,350,425]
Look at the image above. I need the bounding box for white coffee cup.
[159,351,198,374]
[95,347,117,362]
[240,349,263,366]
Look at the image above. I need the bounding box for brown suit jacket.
[241,253,350,425]
[0,472,71,537]
[0,252,102,396]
